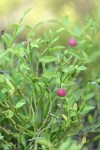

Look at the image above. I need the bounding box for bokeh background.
[0,0,99,79]
[0,0,100,29]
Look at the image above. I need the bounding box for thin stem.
[37,95,57,133]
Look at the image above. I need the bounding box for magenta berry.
[26,40,29,47]
[68,38,77,47]
[57,88,66,97]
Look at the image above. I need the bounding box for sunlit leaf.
[49,46,65,52]
[39,56,58,63]
[77,66,87,71]
[79,135,86,149]
[42,72,59,79]
[15,99,26,109]
[0,133,4,140]
[62,114,68,121]
[0,74,4,83]
[56,27,66,33]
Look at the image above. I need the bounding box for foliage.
[0,10,100,150]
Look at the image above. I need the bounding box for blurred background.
[0,0,100,29]
[0,0,100,79]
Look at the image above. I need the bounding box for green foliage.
[0,10,100,150]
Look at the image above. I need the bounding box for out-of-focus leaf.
[64,16,69,26]
[37,138,52,148]
[62,65,75,73]
[0,74,4,83]
[56,27,66,33]
[42,72,59,79]
[1,88,9,93]
[6,110,14,118]
[0,48,13,59]
[39,56,58,63]
[49,46,65,52]
[15,99,26,109]
[62,114,68,121]
[77,66,87,71]
[80,105,95,114]
[62,81,75,87]
[79,135,86,149]
[16,26,26,36]
[21,133,26,146]
[0,133,4,140]
[73,103,78,111]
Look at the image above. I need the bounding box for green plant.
[0,9,100,150]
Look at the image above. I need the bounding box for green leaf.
[73,26,83,36]
[21,133,26,146]
[0,133,4,140]
[5,78,15,90]
[42,72,59,78]
[11,23,19,29]
[0,48,13,59]
[64,16,69,26]
[1,35,10,46]
[37,138,52,148]
[62,65,75,73]
[68,51,81,59]
[20,64,30,71]
[80,105,95,114]
[79,135,86,149]
[19,7,32,24]
[51,37,60,44]
[23,7,32,18]
[1,88,9,93]
[96,78,100,83]
[49,46,65,52]
[25,24,32,29]
[8,110,14,118]
[16,26,26,36]
[62,81,75,87]
[4,76,15,96]
[59,138,79,150]
[34,50,41,59]
[83,106,95,111]
[30,42,39,48]
[77,66,87,71]
[15,99,26,109]
[6,110,14,118]
[39,56,58,63]
[16,48,25,57]
[62,114,68,121]
[0,74,4,83]
[73,103,78,111]
[56,27,66,33]
[4,33,12,41]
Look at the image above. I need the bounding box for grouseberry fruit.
[68,38,77,47]
[57,88,66,97]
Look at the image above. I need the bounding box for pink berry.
[68,38,77,47]
[26,40,29,47]
[57,88,66,97]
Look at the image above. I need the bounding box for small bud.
[68,38,77,47]
[26,40,29,47]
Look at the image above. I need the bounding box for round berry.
[68,38,77,47]
[57,88,66,97]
